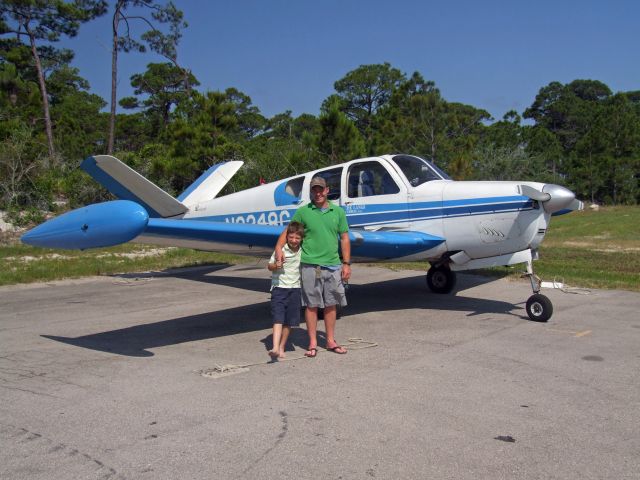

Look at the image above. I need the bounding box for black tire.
[426,266,457,294]
[526,293,553,322]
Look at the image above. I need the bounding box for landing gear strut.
[523,260,553,322]
[426,264,457,294]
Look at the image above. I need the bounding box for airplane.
[21,153,583,322]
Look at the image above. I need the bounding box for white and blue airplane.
[22,153,583,322]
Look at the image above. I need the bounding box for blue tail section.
[81,155,187,218]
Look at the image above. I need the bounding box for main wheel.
[526,293,553,322]
[426,265,457,294]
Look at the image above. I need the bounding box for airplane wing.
[22,200,445,259]
[141,219,444,259]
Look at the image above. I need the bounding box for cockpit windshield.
[391,155,451,186]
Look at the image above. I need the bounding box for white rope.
[551,276,592,295]
[199,337,378,376]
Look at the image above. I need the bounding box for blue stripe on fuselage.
[347,197,533,227]
[189,196,533,227]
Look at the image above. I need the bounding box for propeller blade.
[520,185,551,202]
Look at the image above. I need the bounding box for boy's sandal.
[305,347,318,358]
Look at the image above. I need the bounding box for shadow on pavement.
[43,266,524,357]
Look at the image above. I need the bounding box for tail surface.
[177,161,243,207]
[81,155,244,218]
[81,155,187,218]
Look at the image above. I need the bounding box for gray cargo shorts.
[300,264,347,308]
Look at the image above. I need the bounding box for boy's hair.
[286,221,304,237]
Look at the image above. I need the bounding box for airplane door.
[341,160,409,230]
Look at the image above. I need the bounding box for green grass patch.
[0,242,254,286]
[532,206,639,291]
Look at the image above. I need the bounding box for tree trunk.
[108,9,120,155]
[27,29,54,164]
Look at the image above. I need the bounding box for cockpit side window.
[314,167,343,201]
[392,155,450,186]
[347,161,400,198]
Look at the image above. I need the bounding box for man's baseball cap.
[310,176,327,188]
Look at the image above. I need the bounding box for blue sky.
[62,0,639,121]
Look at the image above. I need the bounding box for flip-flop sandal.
[327,345,347,354]
[305,347,318,358]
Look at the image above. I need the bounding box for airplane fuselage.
[138,154,555,267]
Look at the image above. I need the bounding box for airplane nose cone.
[541,184,577,214]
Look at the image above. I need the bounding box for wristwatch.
[342,261,351,265]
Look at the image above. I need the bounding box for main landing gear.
[426,264,457,294]
[523,260,553,322]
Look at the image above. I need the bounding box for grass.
[0,242,255,286]
[529,206,640,291]
[2,206,639,291]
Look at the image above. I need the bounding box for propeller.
[519,184,583,215]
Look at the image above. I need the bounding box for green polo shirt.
[292,201,349,266]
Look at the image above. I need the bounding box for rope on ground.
[199,337,378,377]
[550,276,592,295]
[112,277,155,286]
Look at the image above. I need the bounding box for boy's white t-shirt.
[269,244,301,289]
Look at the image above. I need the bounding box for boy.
[267,221,304,359]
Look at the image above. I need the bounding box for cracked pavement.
[1,264,639,479]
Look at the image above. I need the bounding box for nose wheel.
[526,293,553,322]
[523,260,553,322]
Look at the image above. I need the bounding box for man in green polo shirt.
[274,176,351,357]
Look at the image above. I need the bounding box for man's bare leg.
[324,305,347,353]
[305,307,318,357]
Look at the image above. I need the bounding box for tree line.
[1,0,639,222]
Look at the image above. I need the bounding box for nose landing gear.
[523,260,553,322]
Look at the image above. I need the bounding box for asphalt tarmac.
[1,263,639,480]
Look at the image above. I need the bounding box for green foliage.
[0,33,638,210]
[373,72,490,178]
[469,144,552,182]
[108,0,188,154]
[4,205,46,227]
[0,122,47,208]
[0,1,108,42]
[1,0,108,157]
[122,62,200,135]
[317,96,366,164]
[330,62,405,153]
